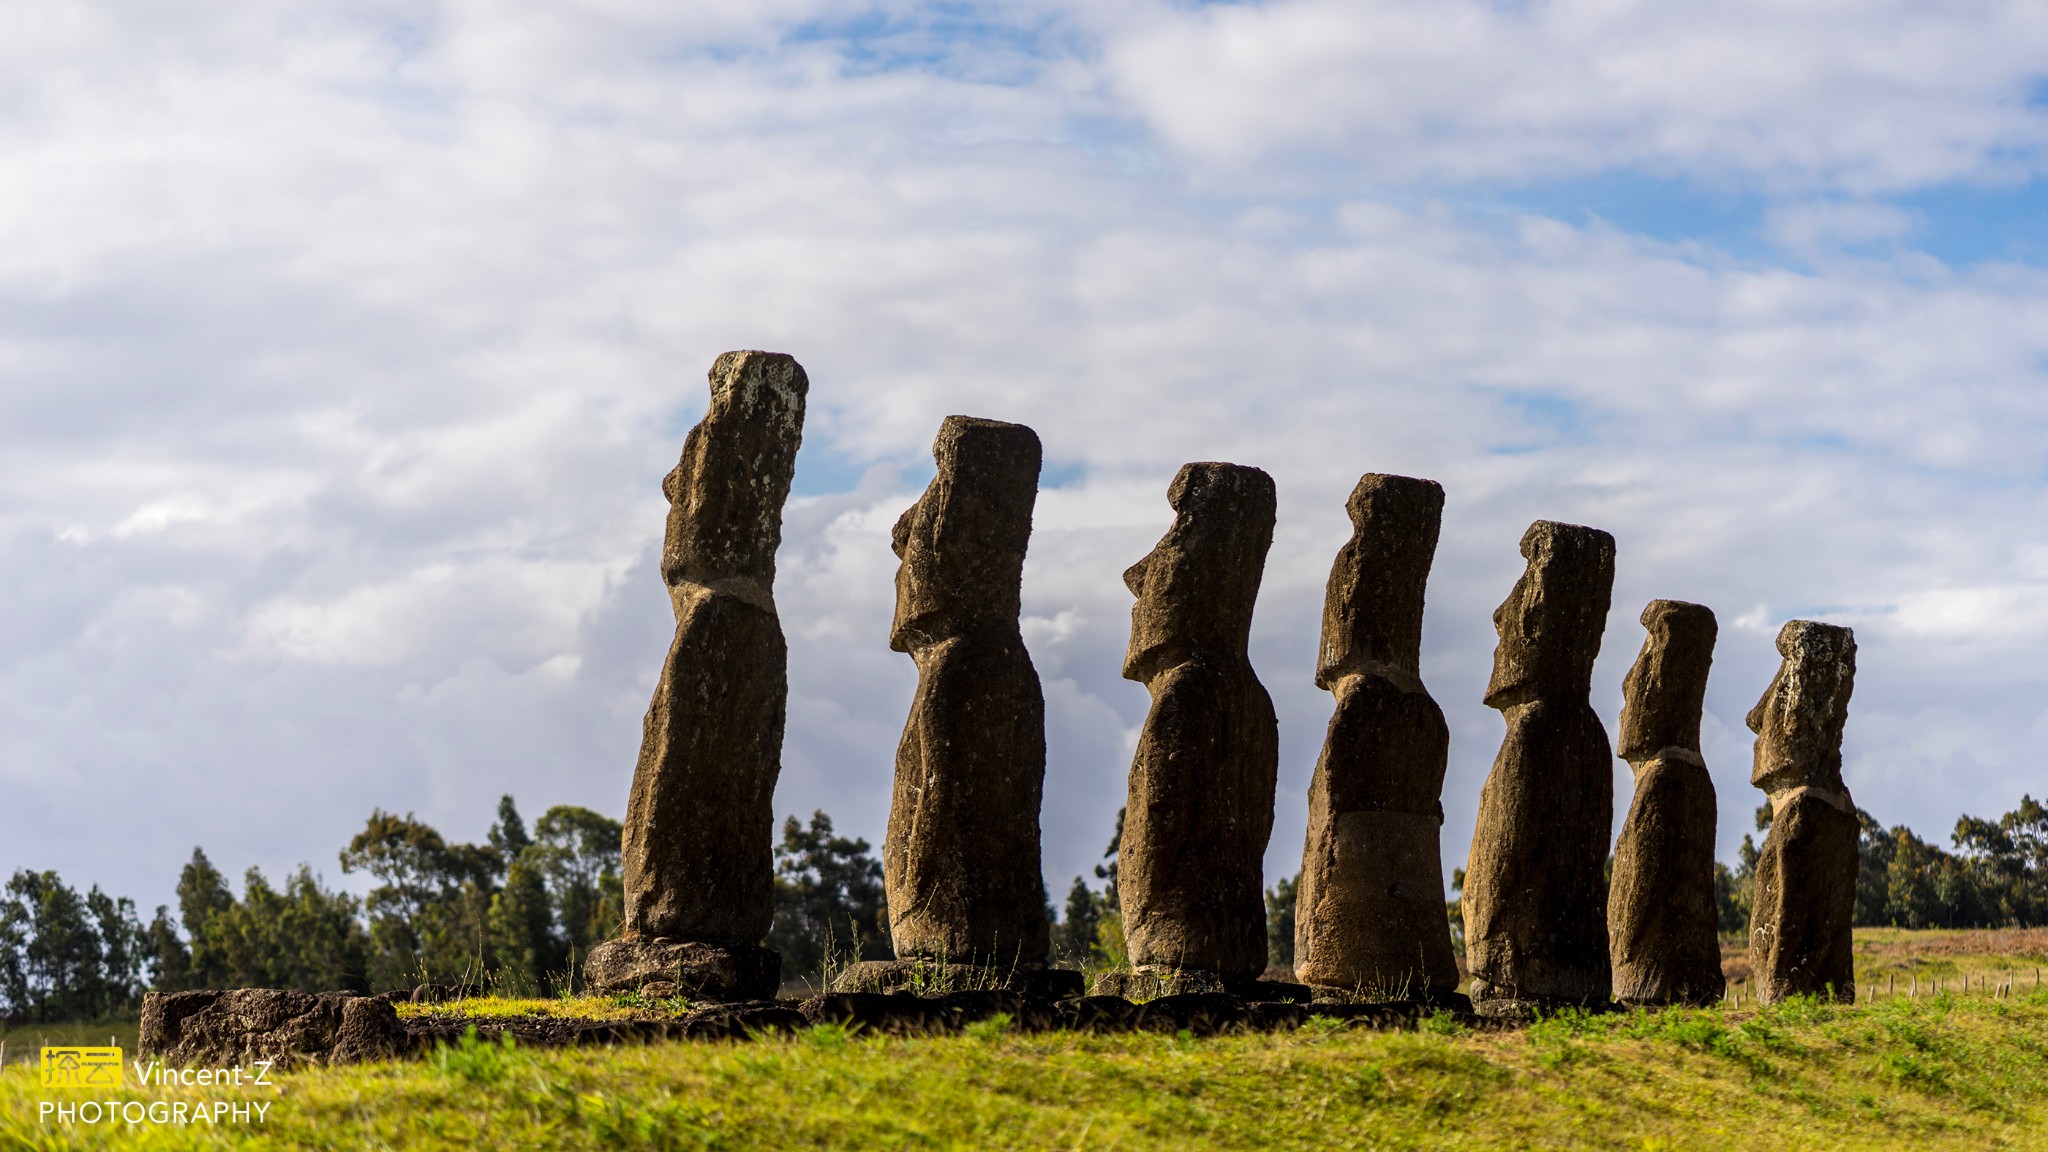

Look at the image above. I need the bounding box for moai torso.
[1462,520,1616,1009]
[621,351,806,945]
[1294,474,1458,999]
[882,416,1050,966]
[1117,463,1280,980]
[1608,600,1725,1006]
[1747,620,1858,1004]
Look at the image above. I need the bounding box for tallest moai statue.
[586,350,807,1001]
[1462,520,1617,1015]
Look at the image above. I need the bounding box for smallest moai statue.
[1293,474,1462,1006]
[1747,620,1858,1005]
[1607,600,1726,1007]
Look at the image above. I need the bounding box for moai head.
[1122,462,1277,683]
[1747,620,1856,795]
[1316,474,1444,690]
[1617,600,1717,764]
[889,416,1042,652]
[1483,520,1616,709]
[661,351,808,595]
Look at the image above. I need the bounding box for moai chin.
[1461,520,1617,1015]
[587,350,806,1002]
[1096,462,1281,1000]
[1293,474,1462,1005]
[1747,619,1858,1005]
[833,416,1077,997]
[1608,600,1726,1007]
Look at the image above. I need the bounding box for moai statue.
[585,351,806,1001]
[1462,520,1617,1015]
[1293,474,1462,1005]
[1747,620,1858,1004]
[831,417,1080,997]
[1608,600,1726,1007]
[1093,463,1283,1002]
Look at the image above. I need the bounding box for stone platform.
[581,938,781,1001]
[139,985,1501,1067]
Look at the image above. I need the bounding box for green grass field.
[3,930,2045,1151]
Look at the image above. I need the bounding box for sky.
[4,0,2048,921]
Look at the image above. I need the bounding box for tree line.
[1712,794,2048,934]
[4,792,2042,1022]
[0,799,895,1023]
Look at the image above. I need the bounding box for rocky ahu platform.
[137,986,1501,1067]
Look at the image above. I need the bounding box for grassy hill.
[3,930,2046,1151]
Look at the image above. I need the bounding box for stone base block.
[582,939,780,1001]
[827,959,1085,999]
[1088,966,1312,1004]
[140,989,404,1068]
[1470,995,1614,1021]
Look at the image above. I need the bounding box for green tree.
[197,866,369,992]
[0,870,137,1022]
[86,887,146,1005]
[1854,807,1894,925]
[1265,874,1297,971]
[1054,877,1100,965]
[530,804,624,960]
[1094,807,1125,912]
[340,810,499,990]
[141,905,193,992]
[484,797,562,993]
[1954,794,2048,926]
[1713,861,1749,935]
[765,811,888,984]
[176,848,237,987]
[1447,866,1466,956]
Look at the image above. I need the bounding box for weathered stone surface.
[1087,967,1310,1003]
[1130,992,1245,1035]
[1294,474,1458,1003]
[1058,995,1140,1033]
[402,1002,804,1048]
[829,958,1083,999]
[1117,463,1280,981]
[1462,520,1618,1013]
[614,351,805,979]
[1747,620,1859,1004]
[1608,600,1726,1007]
[881,416,1050,971]
[140,989,404,1067]
[582,938,781,1000]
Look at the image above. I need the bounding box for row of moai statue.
[581,351,1862,1014]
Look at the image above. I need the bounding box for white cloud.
[1099,0,2048,190]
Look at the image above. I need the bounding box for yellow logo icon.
[40,1047,123,1089]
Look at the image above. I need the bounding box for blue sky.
[4,0,2048,920]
